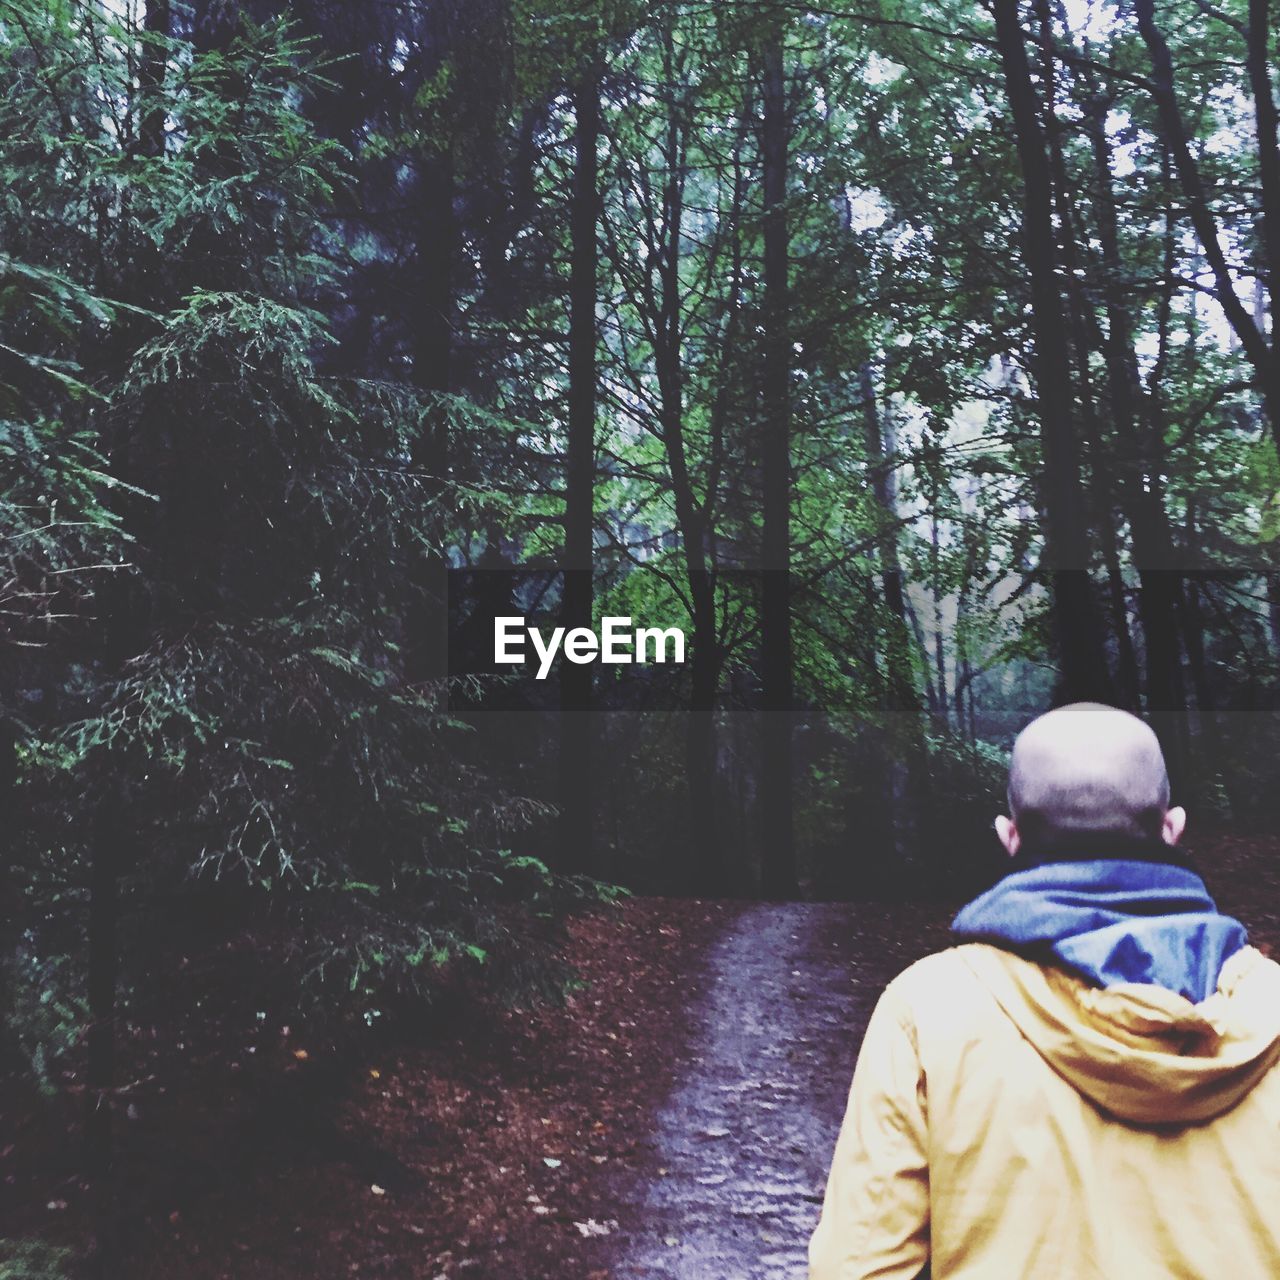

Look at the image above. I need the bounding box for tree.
[1133,0,1280,450]
[558,60,602,874]
[991,0,1112,704]
[1,0,590,1134]
[758,12,796,898]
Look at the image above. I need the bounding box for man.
[808,702,1280,1279]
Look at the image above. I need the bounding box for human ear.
[1161,806,1187,846]
[994,815,1020,857]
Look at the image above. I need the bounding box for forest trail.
[599,899,955,1280]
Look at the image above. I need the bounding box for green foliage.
[0,944,85,1096]
[0,417,129,662]
[0,0,606,1097]
[0,257,138,663]
[0,1240,73,1280]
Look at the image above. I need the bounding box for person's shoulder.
[876,943,1011,1025]
[883,942,991,990]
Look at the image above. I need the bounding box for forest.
[4,0,1280,1274]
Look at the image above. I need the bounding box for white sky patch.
[1105,109,1137,177]
[864,53,905,87]
[887,221,934,262]
[845,186,890,231]
[1110,143,1138,178]
[1059,0,1116,43]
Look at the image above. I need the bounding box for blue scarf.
[952,858,1248,1003]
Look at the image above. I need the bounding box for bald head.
[1006,703,1173,846]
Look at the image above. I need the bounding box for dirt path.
[597,900,956,1280]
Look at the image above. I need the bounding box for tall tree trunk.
[686,581,721,893]
[0,717,14,946]
[668,442,720,899]
[1078,89,1185,779]
[860,366,915,700]
[1175,262,1230,804]
[1135,0,1280,449]
[859,363,922,874]
[759,25,796,899]
[954,537,980,740]
[407,128,456,684]
[400,3,463,685]
[1264,575,1280,665]
[138,0,170,159]
[930,498,947,729]
[643,39,722,891]
[86,787,122,1277]
[192,0,240,53]
[1248,0,1280,330]
[1179,570,1226,802]
[1037,0,1141,709]
[558,69,600,875]
[992,0,1112,704]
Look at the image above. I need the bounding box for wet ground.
[598,900,957,1280]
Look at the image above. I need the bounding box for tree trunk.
[0,718,14,943]
[1179,571,1227,805]
[1135,0,1280,449]
[930,500,948,730]
[191,0,240,53]
[407,137,455,685]
[1267,573,1280,660]
[1077,90,1185,780]
[138,0,170,159]
[86,788,122,1276]
[992,0,1112,704]
[759,25,796,899]
[1248,0,1280,330]
[859,363,923,874]
[670,455,721,899]
[1035,0,1141,709]
[642,38,723,891]
[686,573,721,894]
[557,69,600,876]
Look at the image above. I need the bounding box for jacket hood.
[958,941,1280,1124]
[952,858,1247,1002]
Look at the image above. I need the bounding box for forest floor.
[4,829,1280,1280]
[596,899,955,1279]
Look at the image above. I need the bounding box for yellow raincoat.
[808,941,1280,1278]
